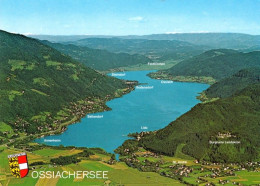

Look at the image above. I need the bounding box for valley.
[0,30,259,186]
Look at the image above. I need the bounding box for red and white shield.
[8,152,29,178]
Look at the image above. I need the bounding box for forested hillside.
[163,49,260,80]
[141,83,260,163]
[0,30,128,135]
[41,41,151,71]
[204,68,260,98]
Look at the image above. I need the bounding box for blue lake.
[35,70,209,153]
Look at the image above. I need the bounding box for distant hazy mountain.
[29,34,113,42]
[164,49,260,80]
[41,40,151,71]
[30,33,260,50]
[0,30,127,134]
[67,38,207,61]
[121,33,260,50]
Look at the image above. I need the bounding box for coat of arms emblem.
[8,152,29,178]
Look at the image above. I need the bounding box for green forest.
[141,51,260,163]
[141,82,260,163]
[0,30,129,136]
[163,49,260,80]
[204,68,260,98]
[1,29,260,165]
[42,40,151,71]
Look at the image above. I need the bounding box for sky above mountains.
[0,0,259,35]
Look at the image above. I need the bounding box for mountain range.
[67,38,207,62]
[1,30,260,164]
[0,30,128,134]
[30,33,260,50]
[41,40,151,71]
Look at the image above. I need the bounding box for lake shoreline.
[36,70,209,153]
[1,82,137,148]
[147,71,216,85]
